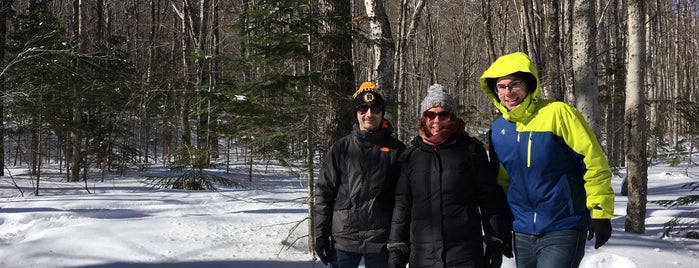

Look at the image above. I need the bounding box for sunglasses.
[423,111,451,120]
[356,104,383,114]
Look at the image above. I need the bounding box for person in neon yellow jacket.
[479,52,614,268]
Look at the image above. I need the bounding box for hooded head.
[479,52,541,122]
[420,84,457,114]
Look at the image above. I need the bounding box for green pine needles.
[653,182,699,239]
[146,144,244,191]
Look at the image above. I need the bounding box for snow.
[1,159,698,268]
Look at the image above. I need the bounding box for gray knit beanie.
[420,84,457,113]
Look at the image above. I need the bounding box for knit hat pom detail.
[352,81,385,108]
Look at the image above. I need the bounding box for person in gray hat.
[387,84,512,268]
[314,81,405,268]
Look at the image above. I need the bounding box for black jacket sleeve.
[314,141,343,239]
[471,137,512,242]
[388,146,414,252]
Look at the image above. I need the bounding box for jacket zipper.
[527,131,533,168]
[519,131,537,229]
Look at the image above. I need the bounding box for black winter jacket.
[314,120,405,254]
[389,133,511,268]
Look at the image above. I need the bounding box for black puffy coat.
[314,120,405,254]
[389,133,511,268]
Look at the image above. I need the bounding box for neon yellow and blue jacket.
[479,52,614,235]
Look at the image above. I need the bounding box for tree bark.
[572,0,600,135]
[69,0,85,182]
[540,0,563,100]
[174,0,192,146]
[624,0,648,234]
[611,0,626,167]
[363,0,394,102]
[0,0,11,177]
[319,0,355,148]
[394,0,425,140]
[480,0,496,62]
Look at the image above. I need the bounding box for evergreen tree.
[5,0,137,185]
[223,0,325,164]
[652,101,699,239]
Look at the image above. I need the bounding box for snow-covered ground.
[1,158,698,268]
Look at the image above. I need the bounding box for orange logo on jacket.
[380,147,389,152]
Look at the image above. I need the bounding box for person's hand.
[587,219,612,249]
[485,244,503,268]
[387,250,408,268]
[483,235,512,268]
[314,236,333,265]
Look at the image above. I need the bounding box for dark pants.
[329,249,389,268]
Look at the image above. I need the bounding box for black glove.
[387,250,408,268]
[484,244,503,268]
[483,235,513,258]
[314,236,333,265]
[587,219,612,249]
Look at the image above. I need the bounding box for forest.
[0,0,697,234]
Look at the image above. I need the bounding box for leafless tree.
[572,0,601,135]
[363,0,394,101]
[624,0,648,234]
[0,0,11,177]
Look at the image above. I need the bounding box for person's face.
[356,103,383,131]
[422,107,452,136]
[495,75,528,110]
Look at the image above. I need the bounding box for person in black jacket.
[314,81,406,268]
[387,84,512,268]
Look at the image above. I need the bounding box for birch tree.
[624,0,648,234]
[363,0,394,101]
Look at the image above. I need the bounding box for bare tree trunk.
[319,0,355,148]
[540,0,563,100]
[30,119,39,176]
[561,0,576,104]
[669,3,680,149]
[646,0,658,159]
[209,0,220,158]
[624,0,648,234]
[33,122,41,196]
[175,0,192,146]
[394,0,425,140]
[0,0,11,177]
[612,0,626,166]
[69,0,86,182]
[572,0,601,135]
[519,0,539,58]
[599,0,623,167]
[306,84,316,253]
[195,0,212,157]
[480,0,496,62]
[363,0,394,102]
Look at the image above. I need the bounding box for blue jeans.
[329,249,389,268]
[514,229,587,268]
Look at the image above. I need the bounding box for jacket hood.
[479,52,541,123]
